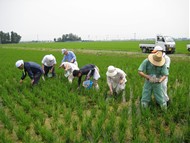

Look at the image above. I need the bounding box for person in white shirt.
[42,54,56,77]
[106,65,127,102]
[59,62,79,83]
[152,46,171,105]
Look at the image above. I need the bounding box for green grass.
[0,45,189,142]
[1,40,190,53]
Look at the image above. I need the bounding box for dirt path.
[2,47,190,58]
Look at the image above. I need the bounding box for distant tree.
[0,31,21,44]
[10,31,21,43]
[57,37,62,42]
[54,33,81,42]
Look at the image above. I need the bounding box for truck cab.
[156,35,176,53]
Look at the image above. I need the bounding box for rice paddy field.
[0,41,190,142]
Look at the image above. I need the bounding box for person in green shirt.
[138,51,168,109]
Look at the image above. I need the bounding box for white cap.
[15,60,24,68]
[62,49,67,54]
[153,46,163,51]
[47,54,54,61]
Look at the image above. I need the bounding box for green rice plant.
[64,108,72,124]
[16,125,26,141]
[34,121,41,135]
[0,131,12,143]
[103,112,116,142]
[118,119,127,142]
[39,127,56,143]
[0,108,13,133]
[30,109,45,124]
[13,107,32,128]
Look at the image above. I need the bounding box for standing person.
[106,65,127,102]
[152,46,171,104]
[72,64,100,90]
[59,62,79,83]
[15,60,43,85]
[42,54,56,77]
[138,51,168,109]
[62,49,78,67]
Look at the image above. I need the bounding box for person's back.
[25,62,43,74]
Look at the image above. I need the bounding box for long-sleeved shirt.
[42,55,56,67]
[62,51,77,63]
[107,68,127,88]
[77,64,95,86]
[21,62,43,80]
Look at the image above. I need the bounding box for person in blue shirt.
[15,60,43,85]
[61,49,78,67]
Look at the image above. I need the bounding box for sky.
[0,0,189,41]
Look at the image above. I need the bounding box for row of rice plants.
[0,47,189,142]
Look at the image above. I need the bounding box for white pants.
[162,76,169,102]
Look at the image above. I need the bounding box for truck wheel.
[188,48,190,52]
[142,48,147,53]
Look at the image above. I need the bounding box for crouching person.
[72,64,100,90]
[42,54,56,77]
[15,60,43,85]
[138,51,168,110]
[106,65,127,103]
[59,62,79,83]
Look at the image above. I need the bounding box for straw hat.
[148,51,165,66]
[106,66,117,77]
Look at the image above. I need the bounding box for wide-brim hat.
[148,51,165,66]
[106,66,117,77]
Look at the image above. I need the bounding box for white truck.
[139,35,176,53]
[187,44,190,51]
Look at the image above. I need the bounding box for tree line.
[54,33,81,42]
[0,31,21,44]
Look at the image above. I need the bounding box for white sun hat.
[47,54,54,61]
[15,60,24,68]
[106,66,117,77]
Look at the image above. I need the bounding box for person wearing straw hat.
[152,46,171,105]
[61,49,78,67]
[138,51,168,109]
[15,60,43,85]
[59,62,79,83]
[106,66,127,103]
[72,64,100,90]
[42,54,57,77]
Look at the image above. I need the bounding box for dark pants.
[44,66,56,77]
[33,72,43,85]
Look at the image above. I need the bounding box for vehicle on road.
[187,44,190,52]
[139,35,176,54]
